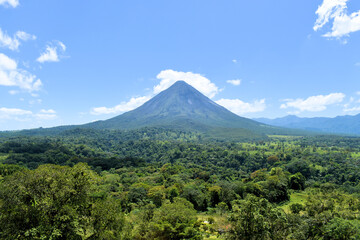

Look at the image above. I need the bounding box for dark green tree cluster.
[0,163,124,240]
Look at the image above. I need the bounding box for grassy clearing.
[197,213,228,240]
[280,191,308,213]
[268,135,302,140]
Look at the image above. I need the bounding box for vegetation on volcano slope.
[1,132,360,239]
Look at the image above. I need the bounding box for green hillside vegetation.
[1,132,360,239]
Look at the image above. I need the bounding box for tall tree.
[0,163,124,240]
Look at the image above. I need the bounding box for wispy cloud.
[0,107,57,121]
[0,28,36,51]
[344,106,360,113]
[0,53,42,92]
[0,107,32,119]
[314,0,360,39]
[343,95,360,113]
[216,98,266,115]
[35,109,57,120]
[37,41,66,63]
[280,93,345,112]
[0,0,19,8]
[91,96,151,115]
[226,79,241,86]
[8,90,19,95]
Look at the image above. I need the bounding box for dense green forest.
[1,128,360,239]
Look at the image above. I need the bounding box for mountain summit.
[86,81,298,140]
[88,81,260,129]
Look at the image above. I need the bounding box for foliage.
[1,133,360,238]
[227,195,290,240]
[148,198,202,240]
[0,163,124,240]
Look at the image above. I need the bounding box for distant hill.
[1,81,310,141]
[254,114,360,135]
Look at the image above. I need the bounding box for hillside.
[85,81,307,140]
[255,114,360,135]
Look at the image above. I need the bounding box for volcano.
[85,81,296,140]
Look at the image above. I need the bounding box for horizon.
[1,0,360,130]
[2,80,359,132]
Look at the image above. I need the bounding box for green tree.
[0,163,124,240]
[148,197,202,240]
[289,203,304,214]
[227,195,290,240]
[289,172,306,190]
[323,218,359,240]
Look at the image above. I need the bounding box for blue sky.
[1,0,360,130]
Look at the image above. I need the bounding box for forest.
[1,128,360,239]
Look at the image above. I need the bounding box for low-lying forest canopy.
[1,128,360,239]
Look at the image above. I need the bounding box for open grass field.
[279,191,308,213]
[268,135,302,140]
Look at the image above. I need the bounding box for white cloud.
[37,46,59,63]
[0,53,42,92]
[0,107,32,119]
[216,98,266,115]
[232,59,237,63]
[226,79,241,86]
[35,109,57,120]
[0,0,19,8]
[0,52,16,70]
[154,69,219,98]
[37,41,66,63]
[91,96,151,115]
[40,109,56,114]
[58,41,66,51]
[15,31,36,41]
[35,114,57,120]
[0,107,57,121]
[343,95,360,113]
[314,0,347,31]
[280,93,345,112]
[344,106,360,112]
[0,28,36,51]
[314,0,360,39]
